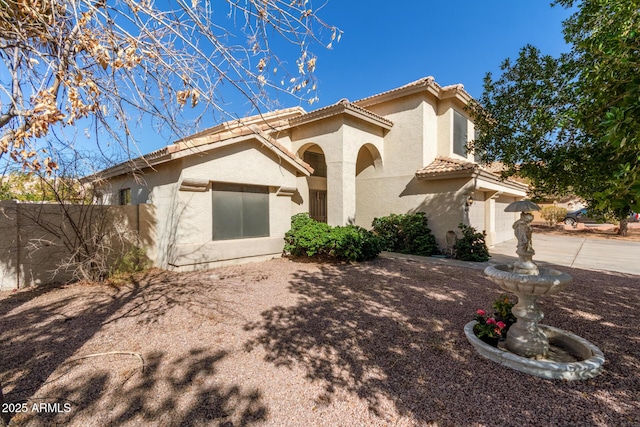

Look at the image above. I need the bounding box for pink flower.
[476,309,486,316]
[486,318,497,325]
[494,328,502,335]
[496,321,507,329]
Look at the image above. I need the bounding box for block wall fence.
[0,201,155,291]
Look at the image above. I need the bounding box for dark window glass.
[119,188,131,205]
[212,184,269,240]
[453,111,468,157]
[473,128,482,163]
[303,151,327,177]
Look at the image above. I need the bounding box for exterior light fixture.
[466,195,474,206]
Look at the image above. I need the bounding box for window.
[453,110,468,157]
[119,188,131,205]
[473,128,482,163]
[303,151,327,177]
[212,183,269,240]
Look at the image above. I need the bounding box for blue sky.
[119,1,576,156]
[307,1,573,106]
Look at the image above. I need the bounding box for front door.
[309,190,327,223]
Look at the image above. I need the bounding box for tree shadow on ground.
[10,348,265,426]
[0,269,265,426]
[244,257,640,426]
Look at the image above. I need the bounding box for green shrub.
[284,213,331,257]
[328,225,383,261]
[453,223,490,262]
[371,213,403,251]
[540,206,568,226]
[283,214,382,261]
[371,212,438,256]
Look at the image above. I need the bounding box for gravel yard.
[1,256,639,426]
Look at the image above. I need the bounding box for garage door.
[495,195,518,244]
[468,193,486,233]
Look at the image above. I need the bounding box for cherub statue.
[513,212,534,256]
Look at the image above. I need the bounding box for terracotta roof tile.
[288,98,393,128]
[354,77,437,105]
[415,157,478,178]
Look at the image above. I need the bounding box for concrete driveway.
[490,234,640,276]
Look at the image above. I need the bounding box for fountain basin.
[484,264,572,296]
[464,321,605,380]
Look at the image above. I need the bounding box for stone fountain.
[464,200,605,380]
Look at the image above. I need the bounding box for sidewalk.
[381,234,640,276]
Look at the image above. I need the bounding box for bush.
[329,225,383,262]
[371,213,401,251]
[284,214,382,261]
[371,212,438,256]
[453,223,490,262]
[284,213,331,257]
[540,206,568,226]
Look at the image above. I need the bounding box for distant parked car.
[630,212,640,223]
[563,208,595,226]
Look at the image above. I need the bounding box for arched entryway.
[355,143,383,227]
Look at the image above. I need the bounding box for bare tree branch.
[0,0,340,172]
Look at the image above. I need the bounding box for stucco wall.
[0,201,150,290]
[290,114,385,226]
[359,93,429,177]
[106,139,303,271]
[355,174,475,250]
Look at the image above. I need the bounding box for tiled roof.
[174,107,305,145]
[288,98,393,129]
[355,77,437,105]
[87,109,313,180]
[415,157,529,193]
[415,157,478,178]
[354,76,475,108]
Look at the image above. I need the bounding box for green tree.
[468,0,639,235]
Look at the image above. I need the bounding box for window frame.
[453,110,468,157]
[211,183,270,241]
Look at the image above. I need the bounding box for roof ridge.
[353,76,437,104]
[288,98,393,128]
[175,107,306,144]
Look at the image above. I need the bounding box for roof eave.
[288,102,393,130]
[174,107,307,144]
[81,147,175,182]
[475,169,529,193]
[415,169,476,181]
[169,132,312,176]
[356,78,441,108]
[415,167,529,194]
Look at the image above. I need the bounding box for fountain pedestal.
[507,294,548,357]
[484,265,571,358]
[466,202,604,379]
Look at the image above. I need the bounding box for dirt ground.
[1,256,639,426]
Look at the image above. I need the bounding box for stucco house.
[95,77,528,270]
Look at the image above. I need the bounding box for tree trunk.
[618,218,629,236]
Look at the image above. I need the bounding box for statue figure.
[512,212,538,275]
[513,212,534,256]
